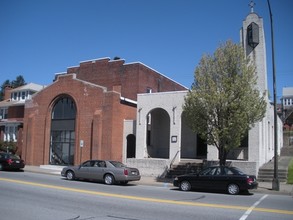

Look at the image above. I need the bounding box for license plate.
[15,161,20,163]
[131,171,137,175]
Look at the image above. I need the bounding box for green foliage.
[288,159,293,184]
[0,75,26,101]
[11,75,26,88]
[0,141,18,154]
[183,40,267,165]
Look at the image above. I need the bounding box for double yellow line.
[1,177,292,216]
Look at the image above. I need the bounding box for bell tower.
[240,1,268,99]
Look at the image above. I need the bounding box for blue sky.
[0,0,292,101]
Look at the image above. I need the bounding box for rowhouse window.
[4,125,17,142]
[21,91,26,100]
[0,108,8,119]
[12,92,17,100]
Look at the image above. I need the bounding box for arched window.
[50,96,76,165]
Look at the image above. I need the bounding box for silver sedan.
[61,160,141,185]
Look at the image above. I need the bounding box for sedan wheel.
[180,180,191,191]
[104,174,115,185]
[66,170,75,180]
[227,183,240,195]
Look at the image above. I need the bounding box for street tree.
[11,75,26,88]
[183,40,266,166]
[0,75,26,101]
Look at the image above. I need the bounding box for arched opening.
[126,134,136,158]
[146,108,170,159]
[50,96,76,165]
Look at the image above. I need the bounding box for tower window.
[247,22,259,48]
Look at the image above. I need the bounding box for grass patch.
[287,159,293,184]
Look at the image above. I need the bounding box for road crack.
[174,195,205,202]
[66,216,95,220]
[107,215,140,220]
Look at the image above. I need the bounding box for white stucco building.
[124,7,283,177]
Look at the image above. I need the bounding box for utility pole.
[267,0,279,191]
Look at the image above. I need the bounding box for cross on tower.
[249,0,256,13]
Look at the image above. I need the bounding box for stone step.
[168,167,202,174]
[281,148,293,156]
[258,174,287,179]
[257,177,287,182]
[258,169,287,174]
[280,140,293,155]
[258,168,288,182]
[171,164,202,170]
[166,162,203,178]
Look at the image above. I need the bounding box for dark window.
[50,96,76,165]
[146,88,152,93]
[52,97,76,119]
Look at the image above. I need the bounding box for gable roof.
[11,83,45,92]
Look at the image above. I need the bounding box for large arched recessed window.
[50,96,76,165]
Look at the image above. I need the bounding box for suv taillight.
[7,159,13,165]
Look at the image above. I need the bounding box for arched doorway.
[126,134,136,158]
[146,108,170,159]
[50,96,76,165]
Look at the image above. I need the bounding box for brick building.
[21,57,186,166]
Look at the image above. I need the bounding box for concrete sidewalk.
[23,165,293,196]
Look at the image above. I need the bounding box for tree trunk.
[219,147,227,166]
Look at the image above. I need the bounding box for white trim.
[79,57,111,64]
[120,97,137,105]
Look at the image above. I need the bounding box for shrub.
[0,141,18,154]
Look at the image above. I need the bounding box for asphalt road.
[0,171,292,220]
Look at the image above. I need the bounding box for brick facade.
[22,58,186,165]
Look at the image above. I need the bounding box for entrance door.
[50,130,75,165]
[127,134,136,158]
